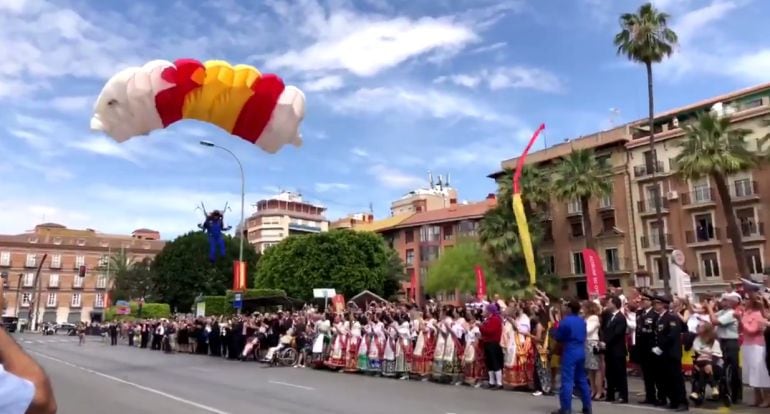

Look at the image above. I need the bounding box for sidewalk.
[626,375,760,412]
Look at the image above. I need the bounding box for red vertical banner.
[409,270,417,302]
[474,265,487,300]
[233,260,247,291]
[332,294,345,313]
[582,248,607,297]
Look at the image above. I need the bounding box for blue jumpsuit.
[203,218,226,262]
[555,314,592,413]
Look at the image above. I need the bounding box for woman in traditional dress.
[431,312,449,381]
[445,311,466,385]
[381,315,398,377]
[367,314,385,374]
[463,313,485,387]
[344,315,363,373]
[502,305,534,389]
[529,309,552,396]
[395,315,412,380]
[357,315,370,371]
[326,314,348,370]
[310,314,331,368]
[410,312,436,380]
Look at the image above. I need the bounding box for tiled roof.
[354,213,414,233]
[0,224,166,251]
[395,200,494,228]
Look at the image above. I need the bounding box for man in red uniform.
[480,304,503,389]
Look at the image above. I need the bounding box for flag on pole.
[233,260,247,291]
[513,124,546,286]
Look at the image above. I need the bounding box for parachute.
[90,59,306,153]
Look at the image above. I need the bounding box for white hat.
[720,292,742,302]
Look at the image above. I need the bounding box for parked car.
[1,316,18,333]
[55,323,77,336]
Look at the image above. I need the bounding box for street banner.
[333,294,345,313]
[410,271,417,302]
[474,265,487,300]
[582,248,607,296]
[233,260,246,291]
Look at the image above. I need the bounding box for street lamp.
[199,140,246,270]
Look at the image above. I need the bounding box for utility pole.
[29,253,48,331]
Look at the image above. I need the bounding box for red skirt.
[462,342,486,383]
[344,337,361,372]
[410,335,436,376]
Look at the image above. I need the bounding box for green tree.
[673,111,764,277]
[615,2,678,293]
[114,258,155,301]
[255,230,404,301]
[426,239,507,297]
[151,232,261,311]
[104,248,134,300]
[553,149,612,250]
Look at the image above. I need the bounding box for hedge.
[200,296,232,317]
[105,302,171,321]
[224,288,286,301]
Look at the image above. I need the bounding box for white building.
[246,192,329,253]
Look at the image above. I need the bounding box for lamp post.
[199,140,246,270]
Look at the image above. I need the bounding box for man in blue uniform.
[554,300,592,414]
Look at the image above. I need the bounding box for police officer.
[634,293,659,405]
[652,295,688,412]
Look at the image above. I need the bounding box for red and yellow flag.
[513,124,546,286]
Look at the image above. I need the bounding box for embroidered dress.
[502,315,534,388]
[442,319,465,381]
[311,320,331,367]
[326,322,348,368]
[344,322,363,373]
[410,319,436,378]
[395,322,412,375]
[382,324,398,376]
[357,324,370,371]
[432,322,448,379]
[367,322,385,372]
[534,322,552,393]
[462,325,486,385]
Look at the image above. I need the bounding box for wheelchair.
[689,358,732,408]
[269,339,299,367]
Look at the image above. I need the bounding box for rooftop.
[395,197,495,229]
[0,224,165,250]
[354,213,415,233]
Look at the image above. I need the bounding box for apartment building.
[492,126,636,298]
[625,83,770,295]
[246,191,329,253]
[330,212,374,230]
[0,223,164,324]
[490,81,770,298]
[390,173,456,215]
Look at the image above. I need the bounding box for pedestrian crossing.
[19,337,79,345]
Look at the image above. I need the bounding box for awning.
[42,310,57,323]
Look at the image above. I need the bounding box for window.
[96,274,107,289]
[405,249,414,266]
[458,220,479,237]
[94,293,106,308]
[572,252,585,275]
[693,179,711,203]
[734,178,753,197]
[651,256,665,281]
[737,207,757,236]
[700,252,720,278]
[694,213,715,241]
[26,253,37,267]
[405,230,414,244]
[98,255,109,268]
[602,215,616,233]
[746,248,764,275]
[605,248,620,272]
[48,274,59,288]
[420,225,440,242]
[75,255,85,268]
[46,293,57,307]
[71,293,82,307]
[73,275,84,288]
[0,251,10,266]
[443,225,454,241]
[645,184,662,210]
[544,255,555,274]
[643,150,657,173]
[542,221,553,241]
[570,219,584,238]
[419,246,439,263]
[21,292,31,307]
[567,198,581,214]
[23,273,34,287]
[50,254,61,269]
[600,185,613,208]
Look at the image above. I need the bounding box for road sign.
[233,293,243,310]
[313,288,336,299]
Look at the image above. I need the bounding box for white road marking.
[267,380,315,391]
[23,340,33,344]
[36,340,44,344]
[32,351,232,414]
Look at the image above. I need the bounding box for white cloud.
[8,128,51,152]
[351,147,370,158]
[368,164,425,190]
[434,66,563,93]
[304,75,345,92]
[335,86,508,122]
[50,95,94,113]
[67,136,138,163]
[470,41,507,54]
[314,182,351,193]
[728,50,770,82]
[267,9,478,77]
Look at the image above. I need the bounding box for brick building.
[0,223,164,325]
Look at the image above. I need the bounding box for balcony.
[681,188,716,208]
[605,257,633,274]
[640,233,673,249]
[72,280,84,289]
[637,198,669,214]
[686,227,722,245]
[633,161,664,179]
[731,180,760,201]
[741,222,765,239]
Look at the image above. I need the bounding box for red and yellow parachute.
[90,59,306,153]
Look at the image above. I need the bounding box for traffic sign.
[233,293,243,309]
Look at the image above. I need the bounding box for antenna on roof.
[428,170,433,187]
[446,173,451,187]
[369,202,373,214]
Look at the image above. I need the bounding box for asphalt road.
[14,334,729,414]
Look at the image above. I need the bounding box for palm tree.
[107,248,135,299]
[614,2,678,293]
[553,149,612,250]
[673,111,763,277]
[498,165,552,218]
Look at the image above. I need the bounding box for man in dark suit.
[634,293,660,405]
[601,296,628,403]
[653,295,687,412]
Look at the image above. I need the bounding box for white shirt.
[586,315,600,341]
[0,365,34,414]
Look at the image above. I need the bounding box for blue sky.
[1,0,768,238]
